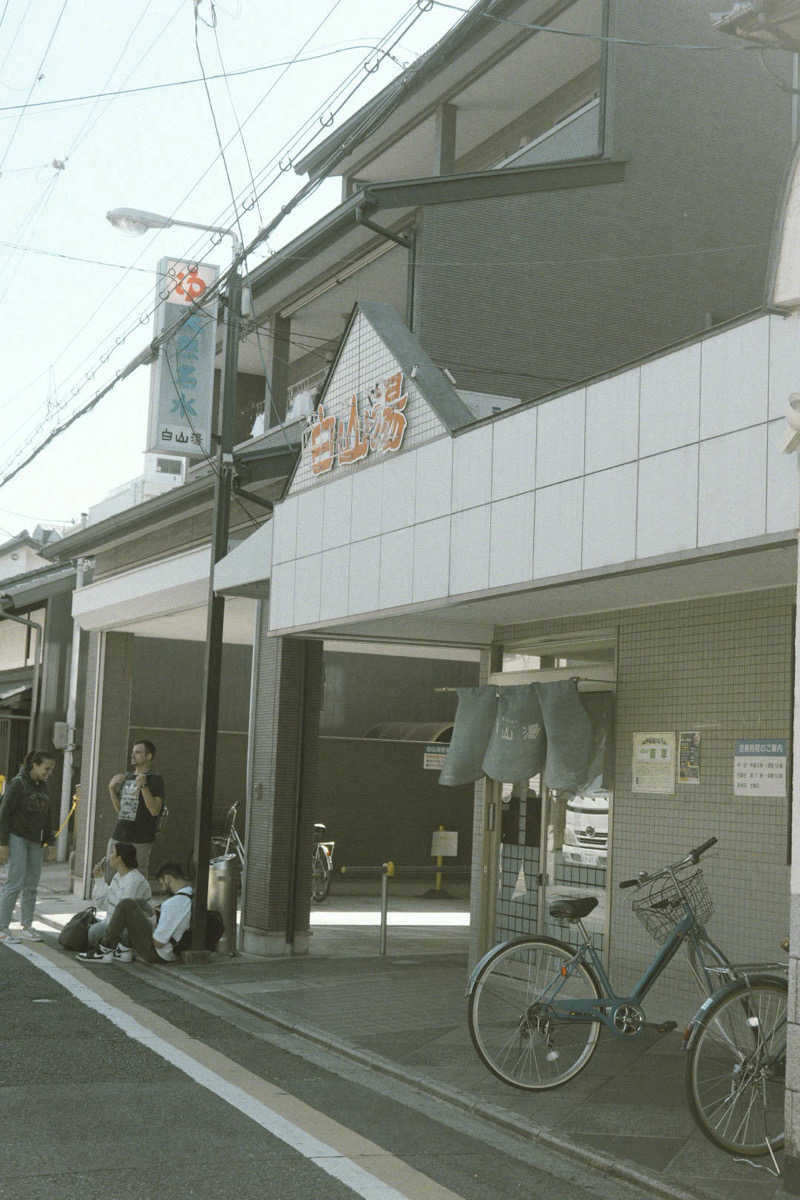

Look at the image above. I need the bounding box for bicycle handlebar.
[618,836,718,889]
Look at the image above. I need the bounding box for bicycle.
[311,822,334,903]
[211,801,245,867]
[684,948,787,1159]
[467,837,737,1095]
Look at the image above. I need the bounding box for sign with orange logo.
[146,257,219,458]
[305,370,409,477]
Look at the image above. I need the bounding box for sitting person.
[78,860,192,964]
[88,842,152,951]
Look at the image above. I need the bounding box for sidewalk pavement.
[32,864,788,1200]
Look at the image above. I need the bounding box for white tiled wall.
[270,313,800,631]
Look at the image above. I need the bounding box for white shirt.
[153,887,193,961]
[93,869,152,921]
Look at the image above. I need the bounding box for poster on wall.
[632,732,676,794]
[733,739,788,797]
[678,731,701,784]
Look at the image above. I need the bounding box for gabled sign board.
[287,301,472,497]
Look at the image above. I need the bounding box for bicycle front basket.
[631,868,712,942]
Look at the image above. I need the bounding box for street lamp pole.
[191,255,242,951]
[107,207,242,952]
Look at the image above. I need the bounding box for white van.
[562,792,609,866]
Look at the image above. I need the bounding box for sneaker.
[0,930,20,944]
[76,943,114,963]
[20,927,42,942]
[113,944,134,963]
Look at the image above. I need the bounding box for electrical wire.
[0,0,69,174]
[193,0,245,251]
[0,2,443,478]
[211,2,263,225]
[0,0,408,434]
[0,43,391,116]
[0,239,159,273]
[0,0,33,86]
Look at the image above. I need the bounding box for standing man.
[106,741,164,881]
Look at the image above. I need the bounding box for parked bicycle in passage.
[312,822,335,903]
[466,837,787,1157]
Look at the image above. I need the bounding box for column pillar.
[433,102,457,176]
[784,522,800,1192]
[73,631,133,896]
[241,599,322,955]
[265,313,291,426]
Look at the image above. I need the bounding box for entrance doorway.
[488,632,616,959]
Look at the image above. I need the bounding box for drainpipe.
[0,597,43,753]
[56,558,91,863]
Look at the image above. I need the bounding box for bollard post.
[379,860,394,955]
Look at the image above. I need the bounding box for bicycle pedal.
[655,1020,677,1033]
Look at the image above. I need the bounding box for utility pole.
[191,261,242,952]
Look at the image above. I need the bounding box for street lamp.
[109,204,242,955]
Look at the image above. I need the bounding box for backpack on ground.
[172,908,224,953]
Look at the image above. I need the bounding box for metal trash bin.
[208,853,240,955]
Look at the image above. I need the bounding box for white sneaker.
[0,930,20,943]
[20,927,42,941]
[113,944,134,963]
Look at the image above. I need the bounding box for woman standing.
[0,749,56,942]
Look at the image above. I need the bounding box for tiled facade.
[270,311,800,634]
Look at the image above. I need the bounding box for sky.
[0,0,462,541]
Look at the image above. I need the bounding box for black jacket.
[0,769,52,846]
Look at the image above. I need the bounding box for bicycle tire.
[686,974,787,1156]
[311,846,331,903]
[468,935,602,1090]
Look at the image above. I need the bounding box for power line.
[0,0,69,174]
[0,238,159,273]
[0,42,396,116]
[0,3,442,477]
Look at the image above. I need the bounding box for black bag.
[58,906,97,952]
[172,909,224,954]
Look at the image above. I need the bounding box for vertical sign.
[147,257,219,458]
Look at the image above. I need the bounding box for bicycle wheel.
[311,846,331,903]
[468,936,602,1090]
[686,975,787,1156]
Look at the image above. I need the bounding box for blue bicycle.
[467,837,736,1091]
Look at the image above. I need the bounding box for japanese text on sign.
[733,739,787,798]
[306,370,409,476]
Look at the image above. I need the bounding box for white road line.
[9,943,458,1200]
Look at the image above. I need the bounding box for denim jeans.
[0,833,43,929]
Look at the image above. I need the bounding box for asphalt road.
[0,939,678,1200]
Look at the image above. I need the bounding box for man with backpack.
[105,740,165,882]
[77,861,193,964]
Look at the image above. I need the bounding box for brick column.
[241,599,322,955]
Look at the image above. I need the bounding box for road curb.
[167,967,716,1200]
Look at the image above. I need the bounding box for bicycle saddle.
[548,896,598,921]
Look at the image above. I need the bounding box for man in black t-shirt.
[106,740,165,882]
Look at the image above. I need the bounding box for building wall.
[315,737,473,870]
[320,650,477,736]
[496,586,793,1022]
[413,0,793,401]
[271,311,799,634]
[73,633,251,888]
